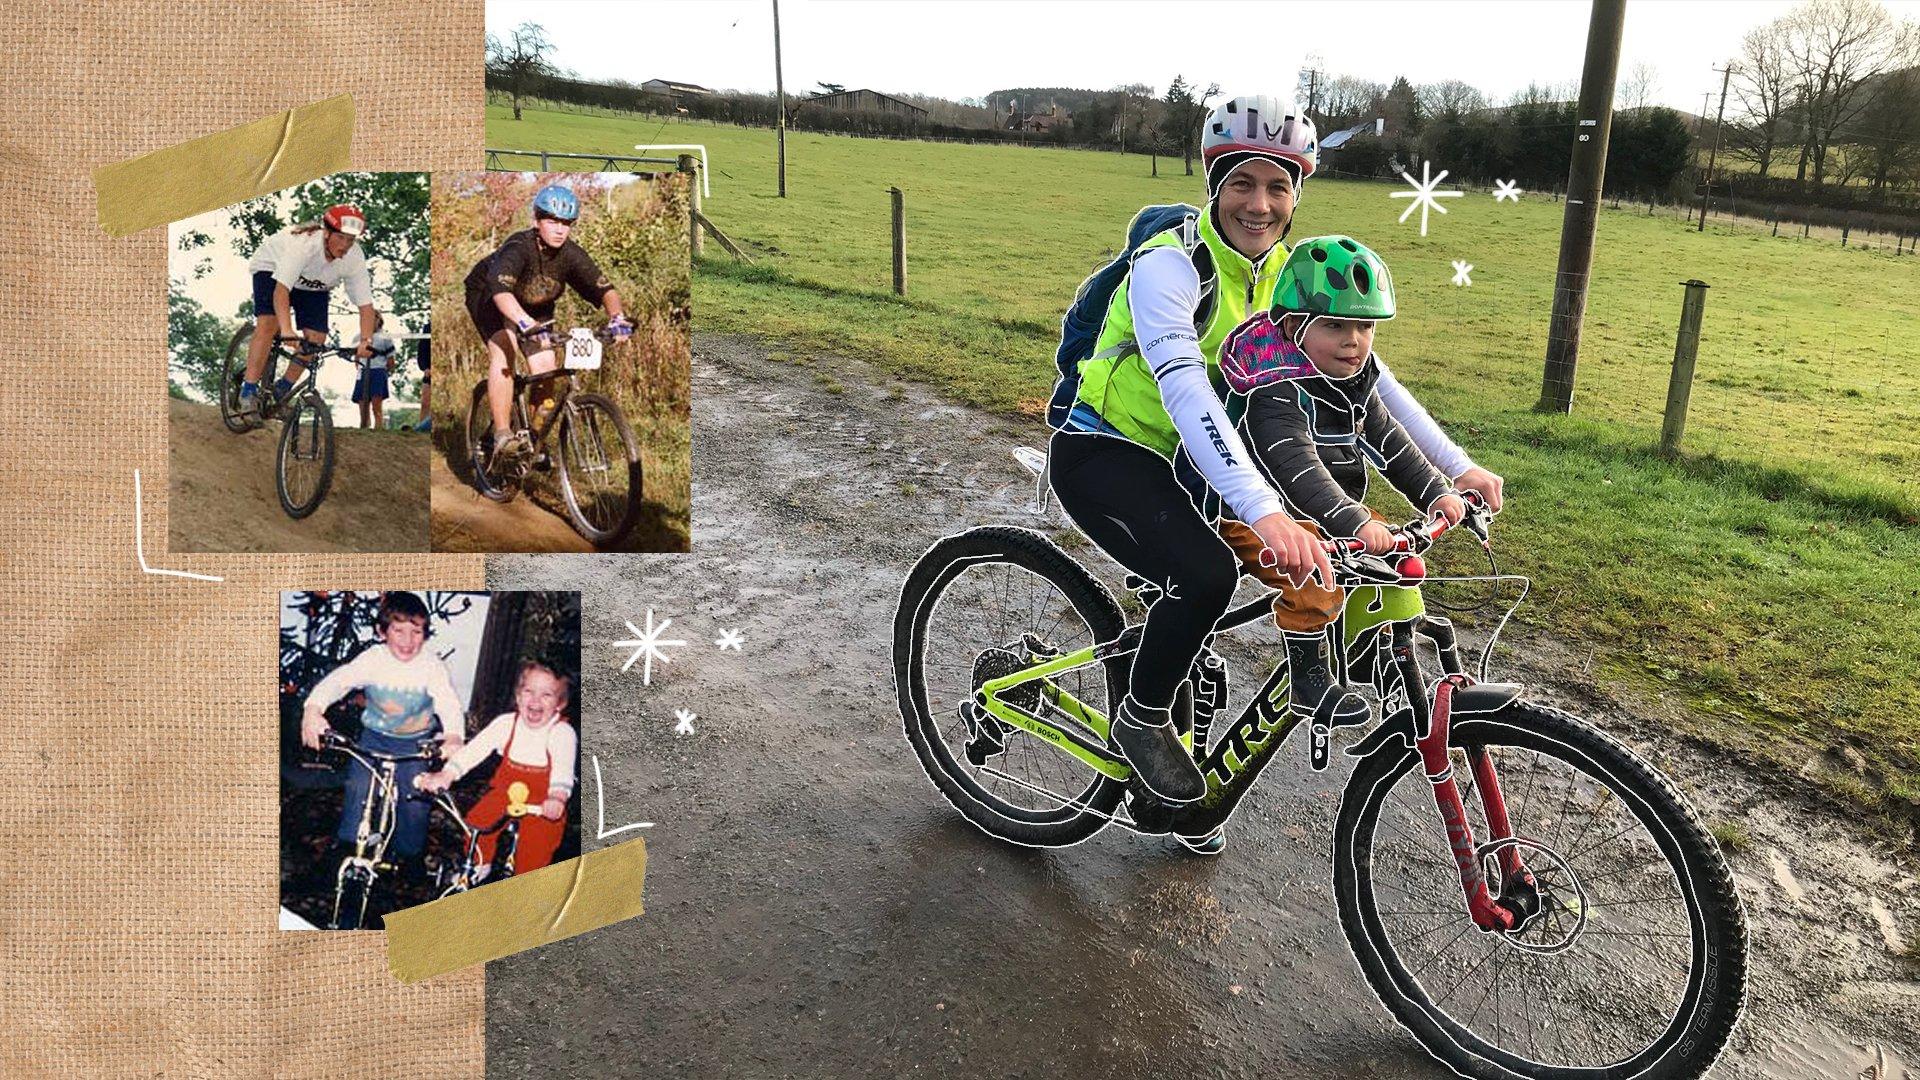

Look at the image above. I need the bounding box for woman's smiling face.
[1216,158,1296,259]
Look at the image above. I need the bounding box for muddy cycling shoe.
[488,430,534,476]
[1110,696,1206,805]
[1285,632,1368,726]
[1175,827,1227,856]
[235,386,264,427]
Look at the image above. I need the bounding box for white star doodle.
[613,609,688,686]
[674,708,697,735]
[1451,260,1474,287]
[1493,179,1522,203]
[714,628,746,651]
[1389,160,1464,236]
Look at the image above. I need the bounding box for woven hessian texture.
[0,3,487,1075]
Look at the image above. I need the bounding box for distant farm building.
[641,79,713,99]
[1005,101,1069,133]
[807,88,928,118]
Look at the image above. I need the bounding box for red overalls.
[465,717,569,872]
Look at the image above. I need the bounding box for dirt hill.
[167,397,429,552]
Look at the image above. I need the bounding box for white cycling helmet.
[1202,94,1318,200]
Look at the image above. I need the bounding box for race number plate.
[564,329,602,370]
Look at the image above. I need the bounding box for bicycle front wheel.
[894,526,1128,848]
[555,392,642,545]
[331,861,373,931]
[276,393,334,518]
[1333,701,1747,1080]
[218,323,274,433]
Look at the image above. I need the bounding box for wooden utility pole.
[1697,64,1734,232]
[773,0,788,197]
[1537,0,1627,414]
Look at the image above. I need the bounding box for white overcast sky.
[487,0,1920,115]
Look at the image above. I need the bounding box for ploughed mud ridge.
[486,333,1920,1079]
[167,398,427,553]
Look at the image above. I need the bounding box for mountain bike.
[465,321,642,546]
[423,780,536,896]
[218,323,396,518]
[893,475,1748,1080]
[320,730,443,930]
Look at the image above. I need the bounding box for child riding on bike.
[236,204,382,425]
[1050,93,1504,814]
[415,660,576,879]
[1222,235,1466,637]
[463,183,634,480]
[301,592,467,882]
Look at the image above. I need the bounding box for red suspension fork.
[1469,743,1534,889]
[1414,672,1515,932]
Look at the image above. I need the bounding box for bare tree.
[1419,79,1490,117]
[1318,75,1385,127]
[1730,20,1796,175]
[1617,61,1660,110]
[1162,76,1219,175]
[1780,0,1901,187]
[485,22,556,122]
[1850,22,1920,195]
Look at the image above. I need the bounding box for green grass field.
[491,105,1920,819]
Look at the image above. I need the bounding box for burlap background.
[0,3,488,1075]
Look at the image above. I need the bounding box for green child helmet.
[1272,235,1396,321]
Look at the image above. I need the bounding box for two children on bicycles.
[301,591,466,882]
[463,183,634,478]
[415,659,578,879]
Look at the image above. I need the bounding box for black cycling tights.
[1049,431,1239,711]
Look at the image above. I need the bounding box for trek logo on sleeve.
[1201,414,1236,465]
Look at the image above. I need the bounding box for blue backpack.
[1047,203,1216,429]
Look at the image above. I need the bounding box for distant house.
[641,79,713,98]
[806,88,928,118]
[1005,101,1069,133]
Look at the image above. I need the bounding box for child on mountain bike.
[415,660,577,879]
[1221,236,1467,619]
[302,591,467,876]
[236,204,381,425]
[463,183,634,479]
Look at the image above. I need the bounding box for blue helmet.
[531,184,579,222]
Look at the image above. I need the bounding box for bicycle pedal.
[1310,721,1332,772]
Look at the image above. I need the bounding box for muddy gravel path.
[485,333,1920,1079]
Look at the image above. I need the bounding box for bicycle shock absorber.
[1190,651,1228,758]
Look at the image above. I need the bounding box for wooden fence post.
[890,186,906,296]
[679,155,703,260]
[1661,279,1710,457]
[1841,212,1851,247]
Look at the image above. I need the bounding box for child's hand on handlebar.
[1357,520,1398,555]
[301,711,332,750]
[414,770,452,794]
[540,797,567,821]
[1251,511,1336,589]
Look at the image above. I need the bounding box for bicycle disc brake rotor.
[1481,836,1588,954]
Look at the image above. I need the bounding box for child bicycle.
[893,479,1747,1080]
[422,780,535,896]
[465,319,643,546]
[217,323,396,518]
[319,730,443,930]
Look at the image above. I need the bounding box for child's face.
[516,669,567,726]
[383,616,426,661]
[1295,316,1376,379]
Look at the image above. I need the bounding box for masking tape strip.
[92,94,355,237]
[384,838,648,984]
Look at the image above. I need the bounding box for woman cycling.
[1052,93,1505,815]
[462,183,633,474]
[235,204,381,424]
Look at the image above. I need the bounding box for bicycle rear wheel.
[276,392,334,518]
[894,526,1127,848]
[218,323,275,433]
[465,380,522,503]
[1333,701,1746,1080]
[555,392,642,545]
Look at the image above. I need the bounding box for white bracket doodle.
[133,470,222,582]
[591,754,653,840]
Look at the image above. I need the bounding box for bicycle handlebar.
[522,318,631,344]
[319,729,445,770]
[1258,490,1496,587]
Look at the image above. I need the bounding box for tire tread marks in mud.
[1332,700,1748,1080]
[895,526,1128,847]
